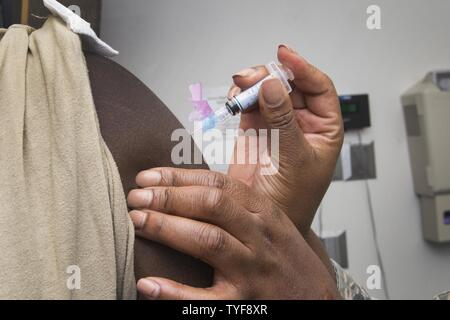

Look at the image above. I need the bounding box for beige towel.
[0,16,136,299]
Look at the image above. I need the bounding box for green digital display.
[341,103,358,113]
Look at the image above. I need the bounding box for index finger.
[136,168,229,189]
[231,65,269,91]
[135,168,264,213]
[277,45,340,118]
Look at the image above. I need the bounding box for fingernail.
[137,170,162,186]
[129,210,148,230]
[232,67,256,79]
[137,279,161,299]
[261,78,285,108]
[129,189,154,208]
[278,44,298,54]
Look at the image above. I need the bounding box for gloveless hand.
[228,45,344,235]
[127,168,340,300]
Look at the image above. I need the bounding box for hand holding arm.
[127,168,340,300]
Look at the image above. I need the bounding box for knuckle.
[255,215,275,245]
[152,214,165,236]
[198,225,227,254]
[208,172,227,189]
[160,169,175,186]
[261,223,275,245]
[159,187,173,210]
[205,188,225,211]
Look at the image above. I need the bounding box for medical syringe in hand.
[192,62,294,133]
[225,61,294,116]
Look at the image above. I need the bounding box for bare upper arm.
[85,52,213,290]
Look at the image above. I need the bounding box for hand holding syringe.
[189,61,294,134]
[129,46,346,300]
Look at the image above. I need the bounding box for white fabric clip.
[43,0,118,57]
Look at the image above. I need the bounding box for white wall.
[101,0,450,299]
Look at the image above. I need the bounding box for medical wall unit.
[402,71,450,243]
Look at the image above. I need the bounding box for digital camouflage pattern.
[434,292,450,300]
[332,260,372,300]
[331,260,449,300]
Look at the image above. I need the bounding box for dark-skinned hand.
[127,168,340,300]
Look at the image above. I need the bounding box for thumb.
[258,78,307,164]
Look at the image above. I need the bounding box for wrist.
[304,230,336,278]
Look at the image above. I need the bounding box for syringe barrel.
[226,62,294,115]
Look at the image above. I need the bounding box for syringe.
[192,62,294,134]
[225,61,294,115]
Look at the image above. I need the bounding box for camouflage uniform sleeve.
[331,260,373,300]
[433,291,450,300]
